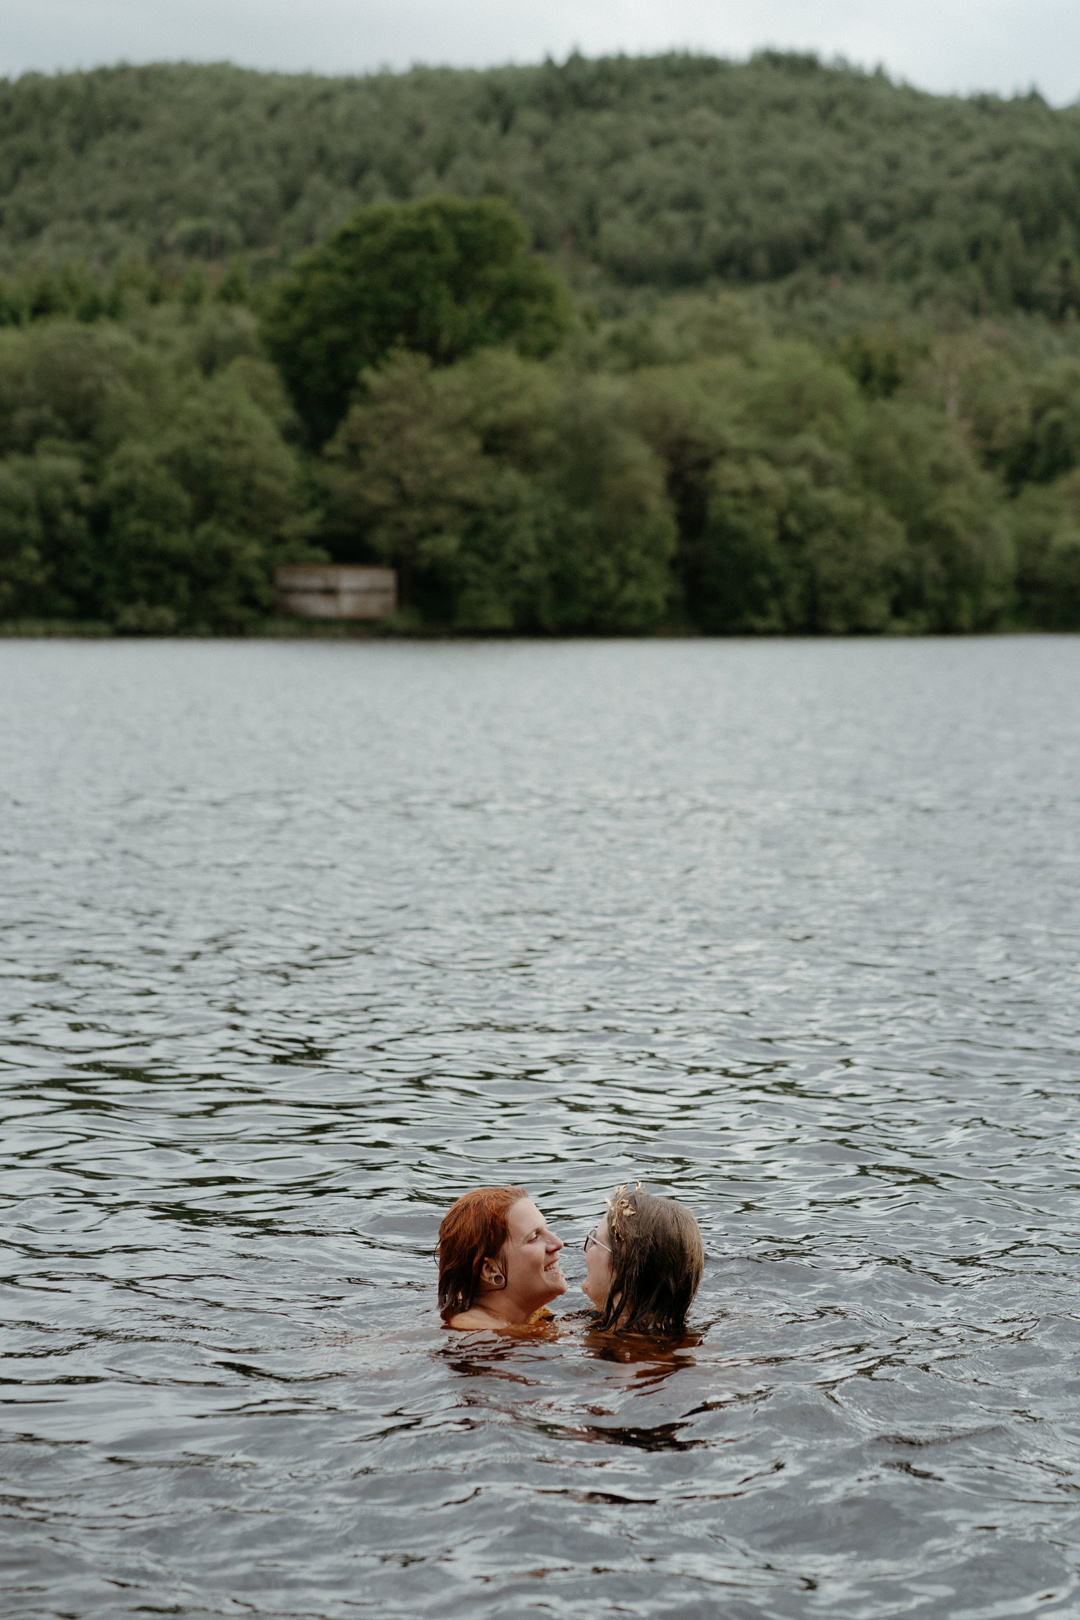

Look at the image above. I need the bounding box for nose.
[545,1229,563,1252]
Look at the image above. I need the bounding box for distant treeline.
[2,56,1080,636]
[4,53,1080,319]
[2,254,1080,634]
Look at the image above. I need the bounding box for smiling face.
[491,1198,566,1319]
[582,1213,613,1309]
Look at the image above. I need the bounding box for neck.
[476,1290,545,1325]
[596,1290,624,1325]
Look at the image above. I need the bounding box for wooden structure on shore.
[275,565,397,621]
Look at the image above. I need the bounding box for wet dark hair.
[596,1185,704,1334]
[436,1185,528,1324]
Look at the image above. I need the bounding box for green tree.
[321,349,674,631]
[321,350,551,628]
[971,359,1080,491]
[96,365,312,631]
[853,398,1013,630]
[697,446,907,633]
[261,196,573,445]
[0,452,92,619]
[1009,472,1080,628]
[0,320,157,460]
[631,349,908,633]
[543,372,675,631]
[0,317,318,632]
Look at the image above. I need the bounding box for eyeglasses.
[583,1228,611,1255]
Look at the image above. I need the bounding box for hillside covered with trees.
[2,53,1080,636]
[4,52,1080,317]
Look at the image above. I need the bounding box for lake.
[3,635,1080,1619]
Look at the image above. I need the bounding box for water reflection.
[3,637,1080,1617]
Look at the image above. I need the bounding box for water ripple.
[3,637,1080,1617]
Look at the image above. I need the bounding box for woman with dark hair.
[437,1185,567,1329]
[582,1183,703,1334]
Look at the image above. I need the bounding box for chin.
[541,1260,566,1291]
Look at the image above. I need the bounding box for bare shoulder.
[445,1307,560,1335]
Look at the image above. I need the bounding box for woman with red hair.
[437,1186,566,1329]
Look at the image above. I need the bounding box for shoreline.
[0,620,1072,642]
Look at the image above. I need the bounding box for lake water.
[3,635,1080,1620]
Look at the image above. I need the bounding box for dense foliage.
[314,314,1021,634]
[3,271,1079,634]
[261,196,572,446]
[0,304,318,631]
[4,53,1080,320]
[3,54,1080,634]
[320,350,675,631]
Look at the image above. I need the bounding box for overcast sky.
[4,0,1079,106]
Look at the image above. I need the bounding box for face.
[499,1198,566,1310]
[583,1213,613,1308]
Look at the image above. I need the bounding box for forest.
[2,51,1080,635]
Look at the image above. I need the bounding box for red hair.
[437,1186,528,1323]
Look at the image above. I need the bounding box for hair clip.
[606,1181,644,1234]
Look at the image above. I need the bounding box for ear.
[480,1255,505,1285]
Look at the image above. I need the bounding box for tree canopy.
[5,58,1080,636]
[3,54,1080,323]
[0,307,318,632]
[260,195,572,446]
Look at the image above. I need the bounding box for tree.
[0,315,319,632]
[261,196,574,446]
[95,365,312,632]
[320,350,551,628]
[320,349,675,632]
[0,452,91,620]
[852,398,1013,630]
[1009,472,1080,628]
